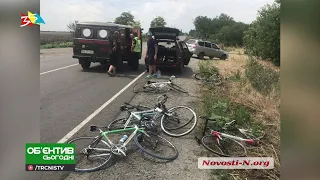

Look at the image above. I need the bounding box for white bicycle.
[133,76,188,94]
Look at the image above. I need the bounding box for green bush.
[243,1,280,66]
[245,57,280,95]
[198,61,219,73]
[40,42,73,49]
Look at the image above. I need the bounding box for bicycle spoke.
[202,135,247,157]
[161,106,197,137]
[134,132,178,160]
[67,137,113,172]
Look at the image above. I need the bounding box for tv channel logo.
[25,143,75,171]
[21,11,45,27]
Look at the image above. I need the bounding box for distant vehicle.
[186,39,229,60]
[145,27,192,74]
[72,22,143,70]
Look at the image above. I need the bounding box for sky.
[40,0,275,33]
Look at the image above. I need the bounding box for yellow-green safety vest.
[133,37,141,52]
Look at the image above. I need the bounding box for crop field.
[40,31,73,45]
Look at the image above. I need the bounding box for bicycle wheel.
[169,83,188,94]
[195,72,222,85]
[67,136,113,172]
[195,72,215,80]
[108,106,154,130]
[134,132,178,161]
[107,118,130,130]
[160,106,197,137]
[133,82,156,93]
[201,135,247,157]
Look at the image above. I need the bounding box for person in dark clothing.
[107,31,120,76]
[145,32,158,78]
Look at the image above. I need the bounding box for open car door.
[180,41,192,65]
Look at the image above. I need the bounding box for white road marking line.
[57,70,146,143]
[40,64,79,75]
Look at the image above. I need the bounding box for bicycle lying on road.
[133,75,188,94]
[108,94,197,137]
[194,71,222,86]
[67,124,178,172]
[197,116,265,157]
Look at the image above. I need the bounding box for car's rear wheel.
[198,52,205,60]
[220,54,227,60]
[79,58,91,70]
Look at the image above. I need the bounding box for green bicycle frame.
[123,108,163,128]
[101,126,146,147]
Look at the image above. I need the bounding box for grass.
[40,42,73,49]
[196,51,280,180]
[245,56,280,95]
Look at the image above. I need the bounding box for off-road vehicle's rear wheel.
[79,58,91,70]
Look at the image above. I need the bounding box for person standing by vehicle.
[131,32,141,70]
[145,32,158,78]
[107,31,120,76]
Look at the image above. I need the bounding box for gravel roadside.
[64,57,213,180]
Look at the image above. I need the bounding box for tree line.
[67,0,280,65]
[189,13,249,47]
[190,0,280,66]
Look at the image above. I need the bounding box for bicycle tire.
[67,136,113,172]
[107,118,130,130]
[108,105,154,130]
[133,82,156,93]
[134,132,179,161]
[160,106,197,137]
[201,135,247,157]
[169,83,188,94]
[195,72,214,80]
[195,72,222,86]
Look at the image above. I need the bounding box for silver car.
[186,39,229,60]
